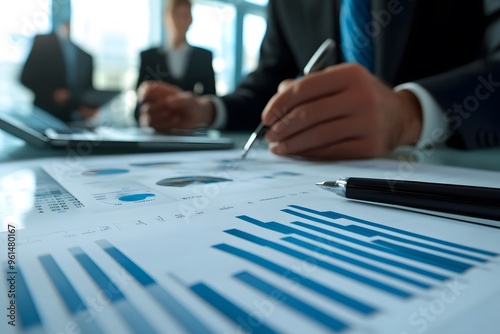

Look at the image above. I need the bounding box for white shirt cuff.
[395,82,451,148]
[207,96,228,129]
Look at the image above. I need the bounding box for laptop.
[0,103,234,151]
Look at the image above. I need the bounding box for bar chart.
[8,204,500,334]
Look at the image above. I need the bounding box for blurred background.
[0,0,268,123]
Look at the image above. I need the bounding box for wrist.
[396,89,423,146]
[198,96,216,127]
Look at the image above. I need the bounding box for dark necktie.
[59,37,78,90]
[340,0,375,73]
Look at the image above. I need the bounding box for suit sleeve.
[136,51,149,89]
[415,0,500,149]
[203,51,216,95]
[221,0,301,130]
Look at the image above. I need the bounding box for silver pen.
[241,38,336,159]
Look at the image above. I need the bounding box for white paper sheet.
[1,149,499,334]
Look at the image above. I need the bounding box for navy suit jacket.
[136,46,216,94]
[222,0,500,149]
[20,34,94,122]
[135,46,216,120]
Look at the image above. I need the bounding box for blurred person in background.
[135,0,216,121]
[20,21,99,122]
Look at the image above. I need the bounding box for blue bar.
[190,283,280,334]
[69,247,125,302]
[283,237,432,289]
[38,255,104,334]
[96,240,213,334]
[287,205,499,257]
[237,215,448,281]
[213,243,377,315]
[235,271,349,332]
[283,208,487,263]
[292,221,471,273]
[225,229,412,298]
[39,255,87,314]
[96,240,154,286]
[373,239,480,269]
[14,267,43,330]
[69,247,158,334]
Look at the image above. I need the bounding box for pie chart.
[83,169,130,176]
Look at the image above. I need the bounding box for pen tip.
[316,182,325,187]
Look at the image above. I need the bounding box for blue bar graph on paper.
[282,237,432,289]
[287,205,498,257]
[69,247,126,302]
[234,271,349,332]
[190,283,280,334]
[13,267,43,331]
[95,239,213,334]
[372,239,484,266]
[39,255,84,313]
[237,214,472,273]
[213,243,377,315]
[69,247,158,334]
[38,255,103,334]
[282,208,488,263]
[236,215,449,280]
[291,221,471,273]
[225,229,412,298]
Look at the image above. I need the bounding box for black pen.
[241,38,336,159]
[316,177,500,228]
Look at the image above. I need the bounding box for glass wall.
[188,2,237,95]
[242,13,266,77]
[69,0,268,93]
[71,0,157,90]
[0,0,51,101]
[0,0,268,100]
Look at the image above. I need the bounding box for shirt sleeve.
[395,82,452,148]
[207,95,228,129]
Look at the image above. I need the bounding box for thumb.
[278,79,294,93]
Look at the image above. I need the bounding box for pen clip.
[303,39,336,75]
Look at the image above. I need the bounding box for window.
[187,3,237,95]
[189,0,268,94]
[0,0,50,100]
[1,0,268,97]
[242,13,266,77]
[71,0,155,90]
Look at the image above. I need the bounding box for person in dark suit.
[138,0,500,159]
[20,22,99,122]
[135,0,216,121]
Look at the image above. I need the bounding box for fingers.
[79,107,99,119]
[277,79,294,93]
[281,138,388,160]
[138,81,181,103]
[139,95,181,131]
[268,115,381,157]
[262,63,372,125]
[139,92,201,131]
[265,90,356,143]
[140,102,181,132]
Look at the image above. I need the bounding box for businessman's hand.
[137,81,216,132]
[53,89,71,104]
[79,106,99,119]
[261,63,423,160]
